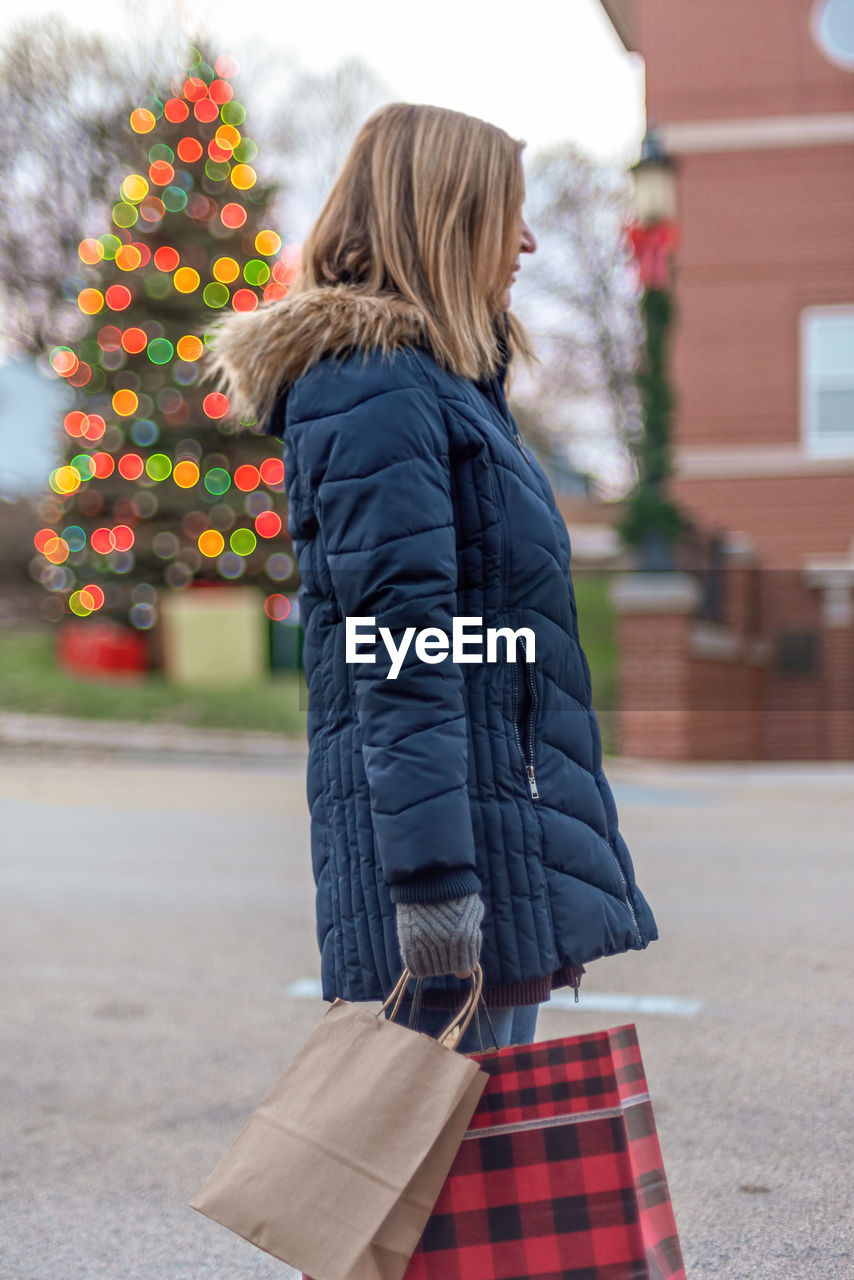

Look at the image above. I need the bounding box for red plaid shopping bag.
[404,1022,685,1280]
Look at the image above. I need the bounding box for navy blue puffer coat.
[211,285,658,1004]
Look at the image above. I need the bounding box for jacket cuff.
[388,869,482,905]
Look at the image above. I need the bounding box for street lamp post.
[618,126,685,572]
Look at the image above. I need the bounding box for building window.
[801,307,854,457]
[775,629,820,676]
[811,0,854,70]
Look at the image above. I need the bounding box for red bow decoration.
[624,219,680,289]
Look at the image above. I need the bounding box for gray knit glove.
[395,894,485,979]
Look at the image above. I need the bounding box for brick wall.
[639,0,854,122]
[612,553,853,760]
[669,474,854,568]
[633,0,854,593]
[611,0,854,757]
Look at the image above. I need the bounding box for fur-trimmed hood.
[204,285,437,436]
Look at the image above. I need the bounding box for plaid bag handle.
[379,966,485,1052]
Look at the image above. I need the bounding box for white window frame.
[800,305,854,459]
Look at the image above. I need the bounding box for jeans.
[393,998,539,1054]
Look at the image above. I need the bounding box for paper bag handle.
[379,965,484,1053]
[379,967,416,1024]
[436,965,483,1050]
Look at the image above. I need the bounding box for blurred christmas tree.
[34,44,299,645]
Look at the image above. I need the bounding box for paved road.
[1,744,852,1279]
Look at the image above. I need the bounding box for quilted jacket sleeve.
[311,369,482,906]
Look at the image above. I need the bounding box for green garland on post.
[617,286,686,553]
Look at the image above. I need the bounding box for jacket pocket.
[511,652,540,800]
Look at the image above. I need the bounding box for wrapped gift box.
[159,584,267,686]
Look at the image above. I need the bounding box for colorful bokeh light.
[173,268,200,293]
[194,99,219,124]
[198,530,225,557]
[78,289,104,315]
[213,257,239,283]
[265,594,291,621]
[164,97,189,123]
[117,453,144,480]
[78,238,104,265]
[177,137,203,163]
[210,79,234,104]
[232,289,258,311]
[255,510,282,538]
[122,327,147,354]
[112,389,138,417]
[113,525,135,552]
[255,230,281,256]
[176,335,204,361]
[106,285,132,310]
[154,246,180,272]
[91,527,116,554]
[243,259,270,286]
[229,528,257,556]
[63,411,86,438]
[230,164,256,190]
[147,338,174,364]
[112,202,138,229]
[130,108,156,134]
[115,245,142,271]
[260,457,285,487]
[221,203,246,229]
[83,415,106,442]
[204,467,230,495]
[203,392,229,419]
[151,161,175,186]
[184,76,207,101]
[51,466,81,495]
[216,124,241,149]
[173,460,200,488]
[146,453,173,481]
[51,348,78,377]
[43,535,70,564]
[91,451,115,479]
[34,527,58,553]
[122,174,149,203]
[234,464,260,491]
[82,584,105,609]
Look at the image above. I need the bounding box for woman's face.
[500,214,537,312]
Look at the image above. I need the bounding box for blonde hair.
[292,101,539,387]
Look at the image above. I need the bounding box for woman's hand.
[395,894,484,979]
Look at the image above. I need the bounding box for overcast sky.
[0,0,646,495]
[2,0,646,163]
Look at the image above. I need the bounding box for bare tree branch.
[511,143,644,493]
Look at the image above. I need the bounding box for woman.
[208,102,658,1052]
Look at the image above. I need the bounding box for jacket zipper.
[514,431,533,465]
[487,372,533,467]
[511,655,539,799]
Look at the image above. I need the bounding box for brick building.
[601,0,854,758]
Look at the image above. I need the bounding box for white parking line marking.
[285,978,323,998]
[284,980,702,1017]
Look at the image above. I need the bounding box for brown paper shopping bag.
[190,967,488,1280]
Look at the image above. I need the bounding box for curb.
[0,711,309,762]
